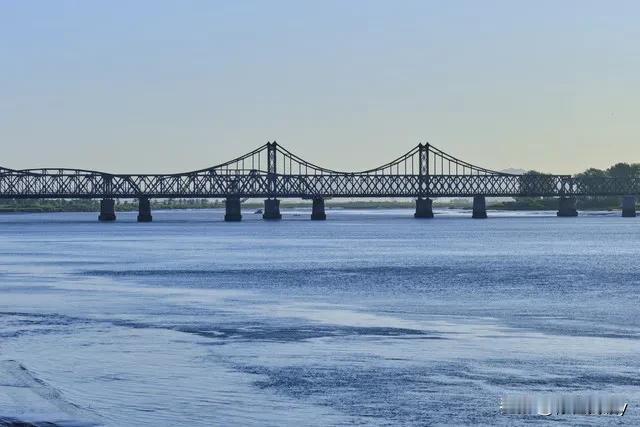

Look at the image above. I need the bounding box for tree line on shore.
[0,198,225,213]
[497,162,640,210]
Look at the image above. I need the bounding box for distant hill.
[500,168,526,175]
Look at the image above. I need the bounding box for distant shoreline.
[0,200,628,214]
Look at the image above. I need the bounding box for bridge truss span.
[0,141,639,199]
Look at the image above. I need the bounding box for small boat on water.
[254,209,263,214]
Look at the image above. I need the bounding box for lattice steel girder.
[1,172,639,199]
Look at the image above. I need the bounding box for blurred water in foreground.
[0,208,638,426]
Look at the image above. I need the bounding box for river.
[0,208,638,425]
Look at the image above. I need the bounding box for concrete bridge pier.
[137,197,152,222]
[414,197,434,218]
[557,197,578,217]
[472,195,487,219]
[98,198,116,222]
[311,197,326,220]
[263,198,282,220]
[622,195,637,217]
[224,196,242,222]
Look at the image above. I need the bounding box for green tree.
[517,170,556,200]
[574,168,613,208]
[605,162,640,178]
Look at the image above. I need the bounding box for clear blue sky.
[1,1,639,173]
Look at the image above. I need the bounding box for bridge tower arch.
[414,143,434,218]
[263,141,282,220]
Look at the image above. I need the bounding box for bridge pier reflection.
[557,197,578,217]
[98,198,116,222]
[224,196,242,222]
[137,197,152,222]
[414,197,434,218]
[472,196,487,219]
[263,198,282,220]
[311,197,326,220]
[622,196,636,217]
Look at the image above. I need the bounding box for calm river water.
[0,208,638,426]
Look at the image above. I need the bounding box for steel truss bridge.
[1,142,638,199]
[1,142,638,220]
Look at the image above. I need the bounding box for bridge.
[1,142,638,221]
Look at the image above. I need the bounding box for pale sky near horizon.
[1,1,639,174]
